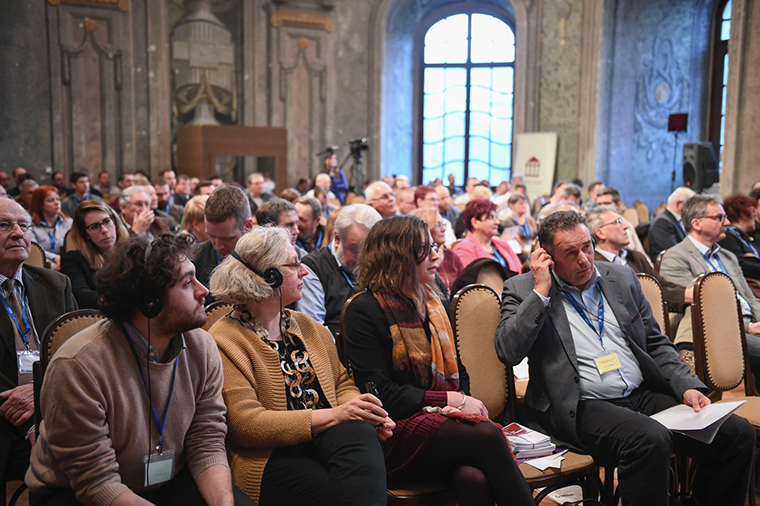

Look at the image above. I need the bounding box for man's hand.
[0,384,34,425]
[748,322,760,337]
[682,389,711,412]
[530,248,554,297]
[131,209,155,235]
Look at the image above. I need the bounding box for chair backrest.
[622,206,639,227]
[636,273,671,339]
[203,301,234,331]
[655,249,667,274]
[40,309,105,372]
[25,242,50,269]
[452,283,510,420]
[450,258,511,299]
[691,271,751,393]
[476,264,507,297]
[337,291,366,376]
[633,200,650,224]
[653,202,667,218]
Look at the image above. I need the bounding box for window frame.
[707,0,731,165]
[414,4,516,186]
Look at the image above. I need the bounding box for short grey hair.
[681,194,723,233]
[365,181,392,201]
[315,173,331,186]
[19,179,39,191]
[560,183,582,200]
[295,196,322,221]
[334,204,382,240]
[119,186,151,208]
[209,227,291,304]
[667,187,696,206]
[586,205,618,238]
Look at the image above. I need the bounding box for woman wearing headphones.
[208,226,392,506]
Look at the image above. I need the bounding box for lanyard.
[564,283,605,343]
[517,220,531,239]
[702,251,728,274]
[216,251,222,265]
[492,247,507,268]
[297,229,324,252]
[339,266,355,289]
[728,227,759,257]
[1,283,32,345]
[116,321,179,454]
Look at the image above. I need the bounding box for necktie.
[4,278,37,384]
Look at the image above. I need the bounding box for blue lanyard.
[517,220,531,239]
[728,227,759,256]
[702,251,728,274]
[339,266,355,289]
[42,219,57,252]
[116,321,179,453]
[297,229,324,251]
[492,247,507,268]
[564,283,605,342]
[1,283,32,345]
[216,251,222,265]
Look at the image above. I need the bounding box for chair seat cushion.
[518,451,596,481]
[718,396,760,428]
[387,481,449,497]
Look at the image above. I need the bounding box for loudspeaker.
[138,241,163,319]
[683,142,719,190]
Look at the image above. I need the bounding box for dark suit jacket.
[192,241,219,304]
[718,226,760,280]
[648,209,686,262]
[594,249,687,312]
[495,263,703,448]
[60,250,98,309]
[247,192,274,215]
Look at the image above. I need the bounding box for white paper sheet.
[650,400,745,444]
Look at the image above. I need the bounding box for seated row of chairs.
[15,271,759,505]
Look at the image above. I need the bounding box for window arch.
[708,0,731,165]
[417,9,515,186]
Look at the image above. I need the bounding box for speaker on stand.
[683,142,719,191]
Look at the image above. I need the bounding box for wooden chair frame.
[636,273,672,339]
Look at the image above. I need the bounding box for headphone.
[230,250,283,289]
[138,240,163,319]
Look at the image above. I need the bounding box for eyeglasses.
[0,221,31,233]
[434,221,447,230]
[419,242,440,258]
[598,217,624,229]
[700,214,728,222]
[281,260,302,271]
[370,192,395,202]
[86,217,114,233]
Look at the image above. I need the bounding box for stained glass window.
[710,0,731,165]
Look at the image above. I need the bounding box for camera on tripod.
[349,138,369,157]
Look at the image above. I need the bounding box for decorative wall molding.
[48,0,130,13]
[271,11,334,32]
[576,0,603,183]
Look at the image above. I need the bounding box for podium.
[176,125,288,192]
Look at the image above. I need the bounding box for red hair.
[462,198,497,232]
[30,186,60,224]
[723,193,755,223]
[414,185,436,206]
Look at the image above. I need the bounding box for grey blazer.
[659,236,760,319]
[495,262,703,449]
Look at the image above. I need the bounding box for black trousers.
[576,387,755,506]
[30,464,257,506]
[259,420,387,506]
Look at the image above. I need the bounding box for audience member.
[92,170,119,200]
[313,185,338,219]
[300,204,381,336]
[154,177,184,225]
[413,186,439,210]
[61,171,101,217]
[750,188,760,244]
[278,187,300,202]
[411,207,463,295]
[209,227,391,504]
[648,186,695,262]
[587,206,690,314]
[365,181,398,218]
[495,210,755,506]
[50,171,67,196]
[594,186,648,260]
[181,195,209,244]
[446,173,462,196]
[322,150,349,204]
[61,200,129,309]
[210,174,224,188]
[436,184,460,228]
[175,174,192,205]
[246,172,274,214]
[306,173,338,202]
[194,185,253,295]
[160,168,185,207]
[344,215,533,505]
[27,233,250,506]
[16,178,39,212]
[455,198,522,273]
[294,196,324,253]
[583,180,604,210]
[7,167,27,197]
[109,172,135,211]
[256,199,305,257]
[194,180,216,196]
[453,177,480,206]
[29,186,72,269]
[498,193,537,259]
[396,187,416,215]
[538,183,581,220]
[659,194,760,381]
[393,174,410,190]
[0,171,10,190]
[719,193,760,285]
[119,186,167,241]
[295,177,310,195]
[0,198,76,487]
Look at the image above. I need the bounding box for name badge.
[143,449,174,487]
[594,353,622,374]
[17,350,40,374]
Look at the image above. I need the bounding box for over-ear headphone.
[138,240,163,319]
[231,250,283,289]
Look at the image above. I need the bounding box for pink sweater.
[454,235,523,273]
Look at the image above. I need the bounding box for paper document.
[651,400,745,444]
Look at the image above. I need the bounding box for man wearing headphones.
[26,233,255,506]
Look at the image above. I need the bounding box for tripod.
[339,151,365,193]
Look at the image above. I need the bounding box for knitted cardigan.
[210,310,360,502]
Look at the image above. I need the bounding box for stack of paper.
[503,422,556,459]
[650,400,745,444]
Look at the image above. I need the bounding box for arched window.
[708,0,731,165]
[418,11,515,186]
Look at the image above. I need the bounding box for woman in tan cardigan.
[208,226,393,505]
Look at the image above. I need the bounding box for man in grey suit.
[496,211,754,506]
[0,198,77,485]
[659,194,760,387]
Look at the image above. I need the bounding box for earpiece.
[230,250,283,289]
[138,240,163,319]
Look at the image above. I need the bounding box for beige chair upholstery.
[637,273,671,339]
[633,200,650,224]
[40,309,104,370]
[203,301,233,332]
[25,242,50,269]
[622,206,639,227]
[451,283,599,503]
[476,264,507,299]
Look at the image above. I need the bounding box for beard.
[155,298,207,336]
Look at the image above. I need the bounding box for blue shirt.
[297,242,349,339]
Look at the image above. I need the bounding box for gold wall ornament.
[270,11,334,33]
[298,38,309,50]
[83,18,98,32]
[48,0,130,13]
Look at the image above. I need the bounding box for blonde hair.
[209,226,291,304]
[182,195,208,232]
[471,186,493,200]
